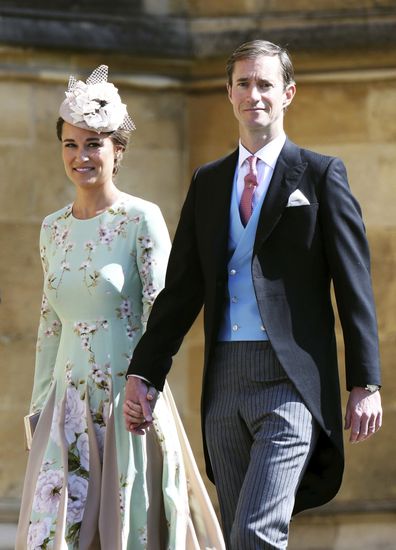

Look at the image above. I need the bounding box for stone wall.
[1,1,396,59]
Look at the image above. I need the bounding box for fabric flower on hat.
[59,65,135,133]
[65,80,127,132]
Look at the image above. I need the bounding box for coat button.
[232,324,239,331]
[230,269,237,276]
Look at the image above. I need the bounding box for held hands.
[345,386,382,443]
[123,377,158,435]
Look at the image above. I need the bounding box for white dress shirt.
[236,133,287,209]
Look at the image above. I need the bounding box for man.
[123,40,382,549]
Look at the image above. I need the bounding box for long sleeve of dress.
[30,223,62,412]
[135,203,171,330]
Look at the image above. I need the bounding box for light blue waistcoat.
[218,174,269,341]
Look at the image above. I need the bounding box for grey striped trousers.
[205,341,318,549]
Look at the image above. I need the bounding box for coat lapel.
[253,139,308,254]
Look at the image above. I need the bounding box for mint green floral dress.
[16,194,225,550]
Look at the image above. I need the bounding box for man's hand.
[123,377,158,435]
[345,386,382,443]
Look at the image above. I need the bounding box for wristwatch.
[364,384,380,393]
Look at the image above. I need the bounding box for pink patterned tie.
[239,155,258,226]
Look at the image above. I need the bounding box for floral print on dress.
[43,202,142,296]
[49,378,91,544]
[137,234,162,325]
[116,297,140,341]
[138,236,157,298]
[28,461,63,548]
[119,474,128,521]
[73,319,109,360]
[27,517,53,549]
[138,526,148,547]
[66,474,89,543]
[32,465,63,514]
[36,296,62,355]
[43,320,61,339]
[47,242,76,296]
[79,240,99,293]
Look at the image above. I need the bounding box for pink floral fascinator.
[59,65,136,133]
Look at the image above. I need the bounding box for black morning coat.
[128,138,381,514]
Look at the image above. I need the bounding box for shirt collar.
[238,133,287,170]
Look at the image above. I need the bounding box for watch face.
[365,385,379,392]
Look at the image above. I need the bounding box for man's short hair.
[226,40,295,88]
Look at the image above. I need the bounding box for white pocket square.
[286,189,310,207]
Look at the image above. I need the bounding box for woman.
[16,65,224,550]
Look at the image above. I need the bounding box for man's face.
[227,55,295,137]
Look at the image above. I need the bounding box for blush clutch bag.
[24,410,40,450]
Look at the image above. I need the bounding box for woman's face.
[61,122,119,191]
